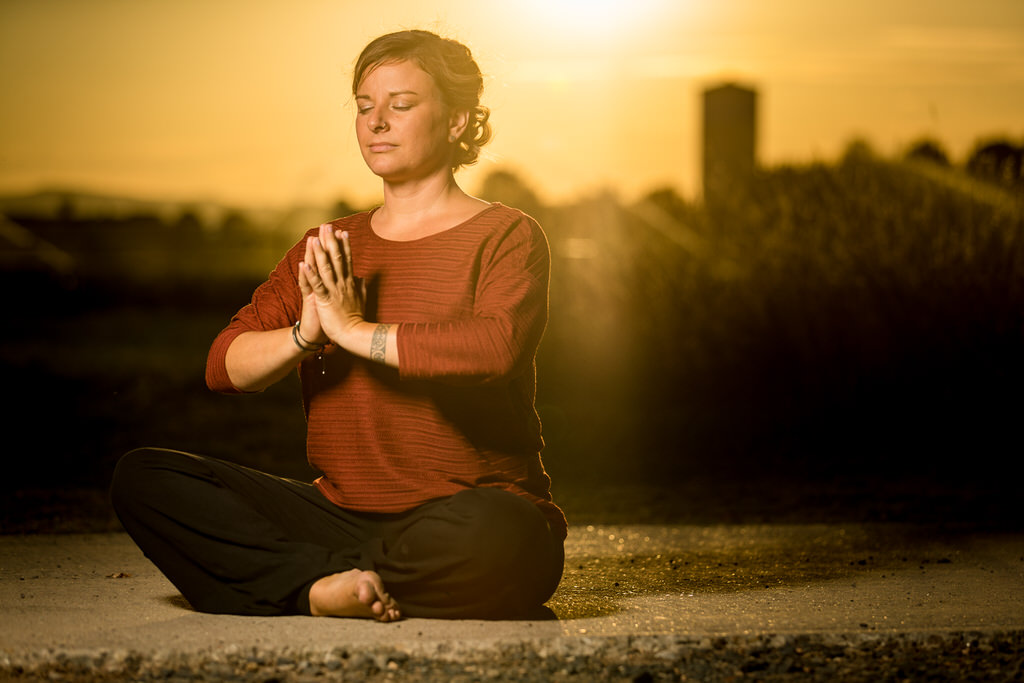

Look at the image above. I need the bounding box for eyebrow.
[355,90,420,100]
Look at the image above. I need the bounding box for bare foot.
[308,569,401,621]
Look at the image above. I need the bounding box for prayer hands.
[298,223,367,346]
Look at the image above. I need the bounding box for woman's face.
[354,60,463,184]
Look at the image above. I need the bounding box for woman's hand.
[298,223,366,346]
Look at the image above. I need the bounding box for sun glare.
[525,0,667,43]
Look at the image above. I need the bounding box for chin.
[370,168,406,183]
[363,162,398,180]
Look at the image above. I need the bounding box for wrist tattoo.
[370,324,389,363]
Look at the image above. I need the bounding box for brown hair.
[353,30,492,171]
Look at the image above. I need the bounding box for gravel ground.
[4,525,1024,682]
[4,631,1023,682]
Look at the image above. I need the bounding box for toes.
[354,572,402,622]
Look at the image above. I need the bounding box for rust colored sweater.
[206,204,566,539]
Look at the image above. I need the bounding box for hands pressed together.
[297,223,367,350]
[222,224,390,392]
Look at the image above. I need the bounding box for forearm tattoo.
[370,324,389,363]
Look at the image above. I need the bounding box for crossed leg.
[112,449,562,621]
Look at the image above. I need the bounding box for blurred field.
[2,152,1022,532]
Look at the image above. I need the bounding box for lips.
[368,142,396,153]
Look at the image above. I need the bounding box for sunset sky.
[1,0,1022,209]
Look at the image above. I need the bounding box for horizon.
[2,1,1022,210]
[0,132,1015,222]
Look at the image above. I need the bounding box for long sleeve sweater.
[205,203,566,540]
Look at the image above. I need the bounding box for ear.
[448,109,470,142]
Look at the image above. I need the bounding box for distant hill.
[0,188,343,235]
[0,188,221,224]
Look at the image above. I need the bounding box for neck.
[379,170,463,218]
[371,170,489,241]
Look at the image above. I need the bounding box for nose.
[369,111,389,133]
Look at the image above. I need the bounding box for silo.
[702,83,757,206]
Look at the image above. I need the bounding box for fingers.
[299,259,329,294]
[311,238,334,285]
[302,225,363,310]
[306,225,353,284]
[303,235,324,295]
[338,230,354,281]
[305,240,336,295]
[304,229,318,267]
[300,262,330,302]
[320,223,347,275]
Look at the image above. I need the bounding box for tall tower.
[702,83,757,206]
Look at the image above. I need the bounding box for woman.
[111,30,565,621]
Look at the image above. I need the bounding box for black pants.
[110,448,564,619]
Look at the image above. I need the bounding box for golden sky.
[1,0,1022,209]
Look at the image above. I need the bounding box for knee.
[387,489,563,618]
[110,448,190,517]
[447,488,559,582]
[110,449,154,515]
[111,448,153,496]
[450,488,549,548]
